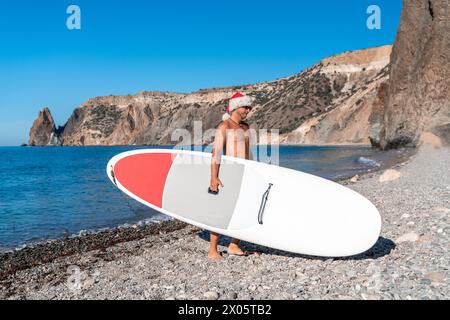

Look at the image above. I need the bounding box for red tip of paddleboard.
[114,153,175,208]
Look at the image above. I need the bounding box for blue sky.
[0,0,402,145]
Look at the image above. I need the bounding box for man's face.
[234,106,252,120]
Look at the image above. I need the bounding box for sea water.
[0,145,403,251]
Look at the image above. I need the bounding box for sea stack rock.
[29,107,62,146]
[375,0,450,149]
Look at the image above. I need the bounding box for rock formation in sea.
[28,107,62,146]
[29,46,392,146]
[371,0,450,149]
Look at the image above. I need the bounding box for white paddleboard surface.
[107,149,382,257]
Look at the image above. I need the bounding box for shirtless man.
[209,92,254,260]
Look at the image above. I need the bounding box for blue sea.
[0,145,405,251]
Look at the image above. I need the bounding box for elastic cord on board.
[110,165,140,216]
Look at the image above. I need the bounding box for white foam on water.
[357,156,381,167]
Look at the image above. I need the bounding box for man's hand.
[210,177,224,192]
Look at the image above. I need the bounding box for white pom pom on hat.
[222,92,255,121]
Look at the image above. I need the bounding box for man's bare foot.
[227,243,245,256]
[208,250,224,260]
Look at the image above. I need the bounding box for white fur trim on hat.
[222,92,255,122]
[229,95,255,111]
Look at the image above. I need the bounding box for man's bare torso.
[222,119,251,160]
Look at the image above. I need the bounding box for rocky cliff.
[278,46,391,145]
[371,0,450,149]
[29,46,393,146]
[28,108,62,146]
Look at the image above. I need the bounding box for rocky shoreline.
[0,144,448,300]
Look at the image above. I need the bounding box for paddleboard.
[106,149,381,257]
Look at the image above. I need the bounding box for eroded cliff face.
[28,107,62,146]
[58,91,227,146]
[278,46,391,145]
[374,0,450,149]
[30,46,393,146]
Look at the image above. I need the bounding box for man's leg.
[228,238,245,255]
[208,232,223,260]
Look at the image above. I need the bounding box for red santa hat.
[223,92,255,121]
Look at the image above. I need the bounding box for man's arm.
[210,123,227,191]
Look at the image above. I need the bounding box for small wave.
[75,216,173,235]
[119,215,173,229]
[356,157,381,167]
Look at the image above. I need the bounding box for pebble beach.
[0,143,448,300]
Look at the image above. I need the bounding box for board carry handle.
[208,187,219,195]
[258,183,273,225]
[110,165,117,186]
